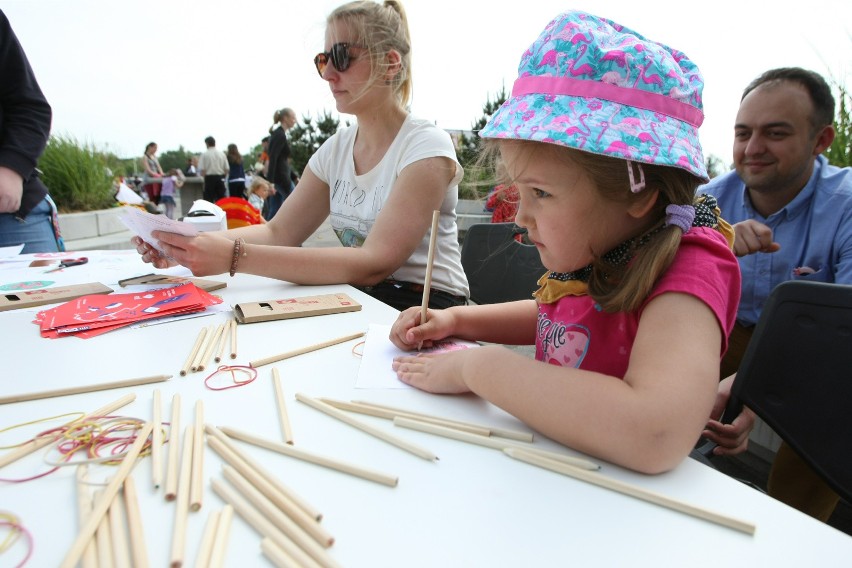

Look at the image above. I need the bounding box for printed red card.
[34,282,223,339]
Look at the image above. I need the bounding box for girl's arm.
[395,292,720,474]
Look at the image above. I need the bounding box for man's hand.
[732,219,782,257]
[0,167,24,213]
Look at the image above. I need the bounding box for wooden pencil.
[75,465,98,568]
[219,425,398,487]
[195,509,221,568]
[198,322,226,372]
[181,327,208,376]
[296,393,436,461]
[0,375,170,405]
[320,398,491,437]
[222,466,340,567]
[230,318,238,359]
[211,478,323,568]
[272,369,294,444]
[190,400,205,512]
[169,425,194,568]
[152,389,163,489]
[1,394,136,470]
[60,421,153,568]
[504,447,756,535]
[261,537,300,568]
[122,475,149,568]
[215,319,231,363]
[164,393,182,501]
[205,424,322,522]
[354,399,534,442]
[418,209,440,350]
[209,504,234,568]
[191,325,214,372]
[249,332,366,368]
[108,486,132,568]
[94,489,114,567]
[393,417,600,471]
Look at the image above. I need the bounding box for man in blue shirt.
[702,67,852,522]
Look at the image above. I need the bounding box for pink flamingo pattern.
[480,10,708,180]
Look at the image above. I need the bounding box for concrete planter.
[58,207,135,251]
[456,198,491,232]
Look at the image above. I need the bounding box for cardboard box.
[234,293,361,324]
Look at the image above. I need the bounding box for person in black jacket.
[264,107,299,220]
[0,9,59,253]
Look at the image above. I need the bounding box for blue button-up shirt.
[702,155,852,326]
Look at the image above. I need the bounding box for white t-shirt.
[308,114,469,299]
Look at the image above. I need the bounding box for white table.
[1,250,850,566]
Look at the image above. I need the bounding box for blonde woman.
[134,1,469,310]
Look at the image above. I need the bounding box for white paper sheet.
[119,206,198,254]
[355,323,480,389]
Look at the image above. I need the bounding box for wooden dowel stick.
[230,318,238,359]
[211,478,323,568]
[219,425,398,487]
[393,417,600,471]
[181,327,208,376]
[321,398,491,437]
[297,393,436,461]
[208,504,234,568]
[169,425,194,568]
[249,332,366,368]
[60,422,153,568]
[505,448,756,535]
[123,475,149,568]
[206,437,332,547]
[190,400,205,512]
[164,393,182,501]
[222,466,340,567]
[191,326,214,372]
[419,210,440,347]
[75,465,98,568]
[152,389,163,489]
[94,490,114,567]
[195,510,220,568]
[215,319,231,363]
[198,323,226,372]
[0,375,170,406]
[272,369,294,445]
[1,394,135,470]
[205,425,323,523]
[354,399,533,442]
[108,487,132,568]
[261,537,300,568]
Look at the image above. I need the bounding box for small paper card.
[119,206,198,255]
[234,293,361,324]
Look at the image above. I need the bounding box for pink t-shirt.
[535,227,741,378]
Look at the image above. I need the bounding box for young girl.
[389,11,741,474]
[246,177,272,222]
[133,0,469,311]
[159,168,184,219]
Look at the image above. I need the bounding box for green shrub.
[39,134,116,212]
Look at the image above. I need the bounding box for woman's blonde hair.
[327,0,412,108]
[269,108,294,134]
[481,140,702,313]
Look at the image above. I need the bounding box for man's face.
[733,82,822,197]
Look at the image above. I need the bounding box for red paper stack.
[34,282,223,339]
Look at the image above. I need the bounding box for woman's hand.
[392,350,472,394]
[133,230,234,275]
[388,306,455,350]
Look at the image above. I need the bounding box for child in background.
[389,10,741,474]
[246,177,272,223]
[160,169,184,219]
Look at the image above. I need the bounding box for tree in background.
[288,111,342,177]
[158,145,198,175]
[457,86,508,199]
[827,83,851,168]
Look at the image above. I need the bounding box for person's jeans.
[0,198,61,253]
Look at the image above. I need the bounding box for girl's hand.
[388,306,455,350]
[392,350,471,393]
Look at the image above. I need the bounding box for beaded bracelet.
[229,238,246,277]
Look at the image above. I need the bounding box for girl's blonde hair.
[248,177,271,195]
[327,0,412,108]
[482,140,701,313]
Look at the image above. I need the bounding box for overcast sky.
[4,0,850,166]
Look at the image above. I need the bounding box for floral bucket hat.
[480,10,708,180]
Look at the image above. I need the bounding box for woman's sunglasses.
[314,42,364,77]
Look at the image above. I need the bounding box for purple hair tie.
[665,204,695,233]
